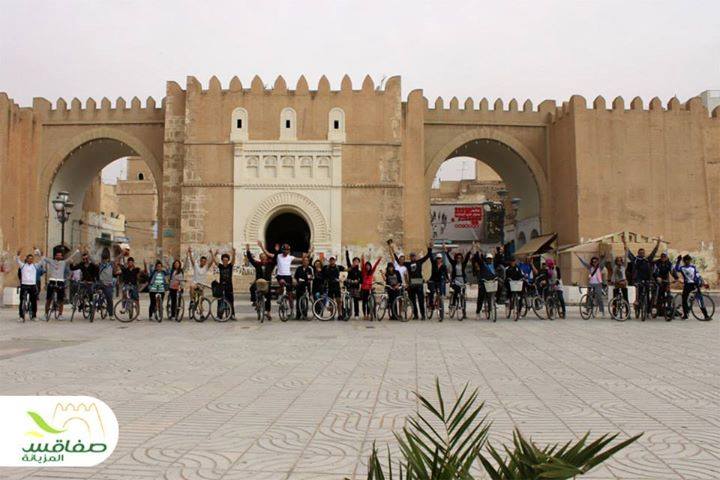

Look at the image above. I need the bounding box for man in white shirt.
[16,249,39,319]
[186,247,215,309]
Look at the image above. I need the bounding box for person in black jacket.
[246,244,276,318]
[382,262,403,320]
[345,249,362,318]
[294,255,314,319]
[390,242,432,320]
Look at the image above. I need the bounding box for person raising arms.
[360,253,383,319]
[389,240,433,320]
[246,242,277,320]
[213,247,237,320]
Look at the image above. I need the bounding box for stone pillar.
[160,81,186,258]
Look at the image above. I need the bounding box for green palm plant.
[362,379,641,480]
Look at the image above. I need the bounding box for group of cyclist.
[13,232,713,322]
[574,235,712,321]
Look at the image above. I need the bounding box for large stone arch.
[425,127,551,230]
[41,127,163,250]
[244,191,330,245]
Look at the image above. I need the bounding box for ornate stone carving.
[244,192,330,243]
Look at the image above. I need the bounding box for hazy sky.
[1,0,718,181]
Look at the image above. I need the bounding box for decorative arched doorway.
[264,211,311,254]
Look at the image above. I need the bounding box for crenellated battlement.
[551,94,717,122]
[425,95,553,113]
[31,95,164,123]
[180,74,401,97]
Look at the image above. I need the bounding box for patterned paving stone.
[0,303,718,479]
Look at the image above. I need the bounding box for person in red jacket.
[360,254,383,319]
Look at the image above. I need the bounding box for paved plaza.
[0,301,718,480]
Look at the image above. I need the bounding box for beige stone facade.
[1,76,719,285]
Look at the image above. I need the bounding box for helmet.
[486,253,494,259]
[435,253,443,259]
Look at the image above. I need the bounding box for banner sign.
[431,204,487,242]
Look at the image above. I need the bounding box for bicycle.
[525,282,546,319]
[425,281,445,321]
[633,280,653,322]
[254,279,270,322]
[151,292,164,322]
[188,284,212,322]
[391,286,412,322]
[448,283,467,320]
[210,281,232,322]
[544,288,564,320]
[371,282,388,321]
[652,280,676,321]
[608,287,630,322]
[45,280,63,321]
[673,284,715,321]
[114,284,140,322]
[481,279,498,322]
[277,279,293,322]
[166,288,185,322]
[578,284,606,320]
[18,286,34,322]
[506,280,525,321]
[313,288,338,321]
[296,286,311,320]
[70,282,95,322]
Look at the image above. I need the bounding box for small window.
[328,107,346,142]
[231,107,249,142]
[280,107,297,140]
[137,172,144,180]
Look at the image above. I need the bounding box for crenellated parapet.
[32,95,165,123]
[423,94,557,124]
[551,94,718,122]
[182,73,401,98]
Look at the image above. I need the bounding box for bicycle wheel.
[279,295,291,322]
[212,298,231,322]
[579,294,593,320]
[490,296,497,322]
[448,295,458,319]
[513,296,522,321]
[393,296,410,322]
[114,299,135,322]
[438,296,445,321]
[342,294,353,319]
[194,297,211,322]
[546,297,557,320]
[375,295,387,321]
[256,293,265,322]
[175,296,185,322]
[154,296,164,322]
[98,298,108,320]
[298,295,309,319]
[313,297,337,321]
[531,296,546,319]
[610,297,630,322]
[82,297,92,320]
[367,293,377,320]
[505,295,513,319]
[691,293,714,320]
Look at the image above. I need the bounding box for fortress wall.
[0,94,40,256]
[568,95,719,254]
